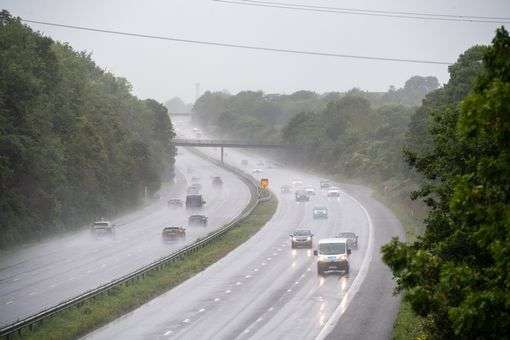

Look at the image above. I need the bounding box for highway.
[84,117,405,339]
[0,148,251,326]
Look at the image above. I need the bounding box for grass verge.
[12,196,277,340]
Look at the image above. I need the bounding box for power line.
[213,0,510,24]
[21,18,452,65]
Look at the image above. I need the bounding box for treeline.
[0,11,176,247]
[382,28,510,338]
[192,75,437,142]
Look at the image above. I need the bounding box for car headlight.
[318,255,328,262]
[339,254,348,261]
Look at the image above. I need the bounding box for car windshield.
[314,207,326,211]
[319,243,346,255]
[294,230,311,236]
[94,222,109,227]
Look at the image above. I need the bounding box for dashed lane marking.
[5,300,14,305]
[163,330,173,336]
[214,298,221,302]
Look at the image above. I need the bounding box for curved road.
[0,148,251,326]
[85,118,404,339]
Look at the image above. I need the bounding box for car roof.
[294,229,311,233]
[318,238,348,244]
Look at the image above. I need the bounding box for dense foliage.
[192,76,437,143]
[0,11,175,246]
[382,27,510,338]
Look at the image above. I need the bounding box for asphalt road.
[85,118,404,340]
[0,147,250,326]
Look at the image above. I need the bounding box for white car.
[252,169,263,174]
[327,189,341,197]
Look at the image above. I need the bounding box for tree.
[382,27,510,338]
[164,97,187,114]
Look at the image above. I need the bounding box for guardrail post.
[220,147,224,163]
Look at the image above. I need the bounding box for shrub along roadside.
[11,196,277,340]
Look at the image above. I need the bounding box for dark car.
[280,185,291,194]
[337,232,359,249]
[295,189,310,202]
[212,176,223,186]
[188,214,208,226]
[162,226,186,240]
[186,194,206,208]
[290,229,313,248]
[320,180,331,189]
[167,198,184,208]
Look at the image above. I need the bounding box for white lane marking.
[12,278,20,282]
[244,329,250,334]
[101,263,107,268]
[256,317,263,323]
[272,253,278,256]
[268,307,274,312]
[183,318,191,323]
[261,262,267,266]
[214,298,221,302]
[6,300,14,305]
[49,284,56,288]
[164,330,173,336]
[295,281,299,285]
[315,189,375,340]
[87,270,93,274]
[199,308,206,313]
[236,281,242,286]
[226,290,232,294]
[28,292,36,296]
[277,248,282,251]
[253,268,259,272]
[245,275,252,279]
[287,289,292,293]
[266,257,271,261]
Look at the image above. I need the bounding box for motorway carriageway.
[84,117,405,340]
[0,148,250,326]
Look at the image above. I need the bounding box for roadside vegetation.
[0,11,176,248]
[12,193,277,340]
[192,25,510,339]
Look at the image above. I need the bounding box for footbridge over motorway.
[173,138,304,163]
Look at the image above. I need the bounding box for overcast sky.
[2,0,509,103]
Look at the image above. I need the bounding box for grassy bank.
[12,196,277,340]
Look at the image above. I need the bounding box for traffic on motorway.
[83,118,399,340]
[0,149,250,327]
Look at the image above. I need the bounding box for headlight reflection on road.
[340,277,348,292]
[319,276,325,287]
[307,249,312,257]
[291,249,297,257]
[292,261,297,268]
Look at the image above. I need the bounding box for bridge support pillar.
[220,147,224,163]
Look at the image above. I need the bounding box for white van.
[314,238,351,275]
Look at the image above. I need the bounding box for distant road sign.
[260,178,269,188]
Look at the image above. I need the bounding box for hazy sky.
[2,0,509,103]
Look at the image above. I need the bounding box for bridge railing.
[173,138,303,149]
